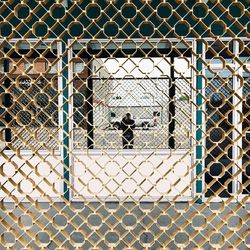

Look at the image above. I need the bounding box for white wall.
[0,152,63,200]
[72,150,192,201]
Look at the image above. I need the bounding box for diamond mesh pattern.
[0,1,249,249]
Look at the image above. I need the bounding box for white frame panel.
[204,38,249,202]
[68,38,196,201]
[0,39,64,201]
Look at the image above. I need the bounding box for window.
[205,40,250,197]
[0,42,59,151]
[71,42,193,150]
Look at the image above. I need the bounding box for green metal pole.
[61,38,69,201]
[196,39,203,203]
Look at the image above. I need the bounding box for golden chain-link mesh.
[0,0,250,249]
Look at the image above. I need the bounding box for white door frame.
[68,38,196,201]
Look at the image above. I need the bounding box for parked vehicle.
[135,117,154,129]
[109,112,159,130]
[109,112,122,129]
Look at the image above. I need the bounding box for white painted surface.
[72,150,192,201]
[0,151,63,200]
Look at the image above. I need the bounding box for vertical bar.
[68,41,74,198]
[196,39,204,203]
[232,40,242,194]
[58,43,63,162]
[61,39,69,200]
[86,57,94,149]
[58,41,66,198]
[169,56,175,149]
[191,41,197,198]
[3,58,12,147]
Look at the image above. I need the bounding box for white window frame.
[68,38,196,201]
[0,38,64,202]
[203,38,249,202]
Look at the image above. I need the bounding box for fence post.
[3,57,12,147]
[60,39,70,201]
[196,39,204,203]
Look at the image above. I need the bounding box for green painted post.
[61,39,69,201]
[196,39,204,203]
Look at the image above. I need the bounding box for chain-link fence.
[72,78,191,149]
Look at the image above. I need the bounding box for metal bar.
[3,58,11,147]
[61,39,70,200]
[68,41,74,199]
[232,40,242,194]
[195,39,204,203]
[191,40,197,198]
[58,41,65,198]
[87,59,94,149]
[73,37,250,43]
[169,56,175,149]
[91,77,170,80]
